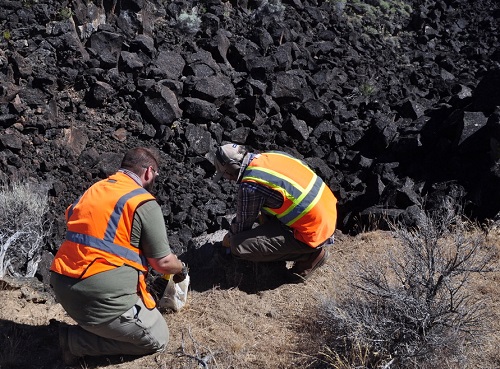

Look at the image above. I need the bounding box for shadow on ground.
[0,319,61,369]
[0,319,147,369]
[183,241,293,294]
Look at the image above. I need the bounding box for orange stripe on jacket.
[241,152,337,247]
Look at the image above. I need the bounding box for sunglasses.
[142,165,159,176]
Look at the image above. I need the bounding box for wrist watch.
[179,262,188,277]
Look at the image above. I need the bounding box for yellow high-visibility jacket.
[241,151,337,247]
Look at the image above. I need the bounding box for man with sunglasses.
[50,146,188,364]
[213,143,337,282]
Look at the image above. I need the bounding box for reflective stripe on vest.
[241,151,337,247]
[103,187,149,259]
[66,186,150,269]
[51,172,157,308]
[65,231,146,267]
[242,164,325,227]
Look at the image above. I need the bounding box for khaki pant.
[68,297,168,357]
[230,216,333,262]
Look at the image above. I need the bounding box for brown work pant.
[230,216,333,263]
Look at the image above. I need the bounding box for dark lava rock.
[1,0,499,266]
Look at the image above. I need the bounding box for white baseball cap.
[213,143,246,182]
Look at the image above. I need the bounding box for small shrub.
[379,1,390,13]
[21,0,35,8]
[0,181,50,279]
[318,198,497,368]
[261,0,285,16]
[58,7,73,20]
[359,82,376,96]
[177,7,202,34]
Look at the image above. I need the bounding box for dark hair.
[120,147,160,176]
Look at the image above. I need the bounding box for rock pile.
[1,0,499,260]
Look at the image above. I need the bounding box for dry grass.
[465,225,500,368]
[0,228,498,369]
[318,221,500,369]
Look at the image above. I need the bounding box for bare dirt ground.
[1,229,499,369]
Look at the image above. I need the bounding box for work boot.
[59,324,79,366]
[289,248,329,282]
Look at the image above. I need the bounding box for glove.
[172,262,189,283]
[222,232,231,248]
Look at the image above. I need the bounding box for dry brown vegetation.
[1,224,499,369]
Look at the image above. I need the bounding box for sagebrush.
[318,199,497,368]
[0,181,50,278]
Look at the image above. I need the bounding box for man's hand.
[172,262,189,283]
[222,232,231,248]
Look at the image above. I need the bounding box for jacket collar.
[237,153,260,183]
[118,169,143,187]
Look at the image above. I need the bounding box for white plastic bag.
[158,274,190,312]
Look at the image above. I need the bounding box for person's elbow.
[148,253,181,275]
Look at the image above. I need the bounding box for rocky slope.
[1,0,500,275]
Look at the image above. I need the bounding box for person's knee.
[156,329,169,351]
[150,321,169,353]
[230,239,250,259]
[142,332,168,354]
[138,309,169,354]
[229,242,241,257]
[229,235,244,257]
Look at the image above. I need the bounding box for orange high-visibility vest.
[50,171,157,309]
[241,151,337,247]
